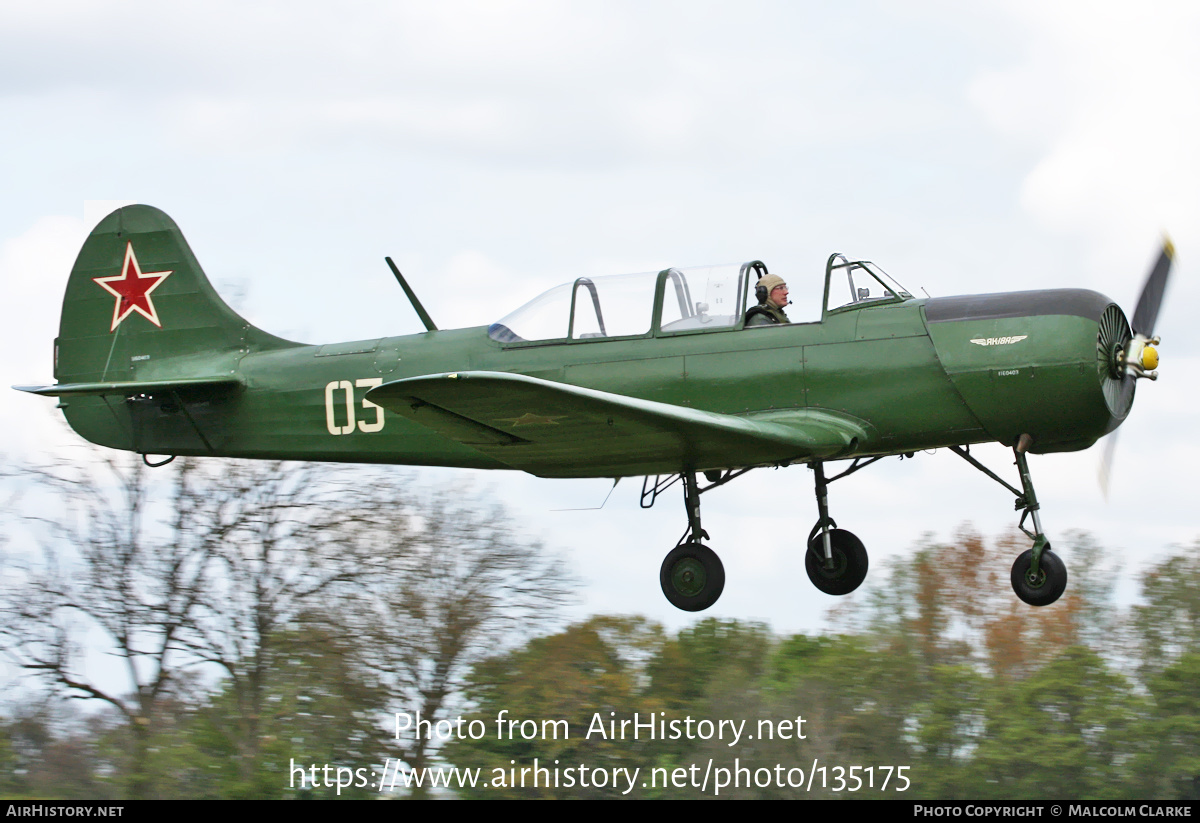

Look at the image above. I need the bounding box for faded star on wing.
[495,412,568,427]
[93,242,173,332]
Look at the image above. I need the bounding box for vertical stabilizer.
[56,205,293,386]
[44,205,297,453]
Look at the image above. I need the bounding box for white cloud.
[0,214,90,457]
[971,1,1200,245]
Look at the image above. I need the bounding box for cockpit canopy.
[489,256,911,344]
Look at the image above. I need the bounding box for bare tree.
[1,454,418,796]
[0,455,218,797]
[180,459,408,792]
[364,490,575,796]
[2,453,574,798]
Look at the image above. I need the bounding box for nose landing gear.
[950,437,1068,607]
[1011,540,1068,607]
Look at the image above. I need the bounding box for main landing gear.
[641,460,877,612]
[642,435,1067,612]
[805,461,870,596]
[950,435,1068,607]
[653,471,727,611]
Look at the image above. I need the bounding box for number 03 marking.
[324,378,385,435]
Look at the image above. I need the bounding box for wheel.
[1010,545,1068,606]
[660,542,725,612]
[805,529,868,595]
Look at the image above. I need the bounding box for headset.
[755,283,793,307]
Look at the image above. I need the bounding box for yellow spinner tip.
[1163,235,1175,260]
[1142,345,1159,371]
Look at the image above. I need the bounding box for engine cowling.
[924,289,1131,454]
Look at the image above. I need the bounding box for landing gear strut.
[805,461,870,595]
[644,459,876,610]
[950,436,1068,607]
[643,435,1071,610]
[657,470,725,611]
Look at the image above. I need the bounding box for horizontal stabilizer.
[368,371,867,477]
[15,375,242,398]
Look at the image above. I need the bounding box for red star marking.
[93,242,173,332]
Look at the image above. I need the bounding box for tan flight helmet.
[755,273,787,307]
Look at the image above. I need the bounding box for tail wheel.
[805,529,868,595]
[660,542,725,612]
[1010,546,1068,606]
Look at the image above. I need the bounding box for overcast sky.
[2,0,1197,634]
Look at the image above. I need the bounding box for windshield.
[825,257,912,313]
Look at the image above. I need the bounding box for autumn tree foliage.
[2,447,1196,799]
[444,531,1199,800]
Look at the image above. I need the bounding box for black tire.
[805,529,869,595]
[660,542,725,612]
[1010,545,1068,606]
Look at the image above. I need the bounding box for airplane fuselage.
[60,288,1118,477]
[29,204,1167,611]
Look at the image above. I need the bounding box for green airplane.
[17,206,1174,612]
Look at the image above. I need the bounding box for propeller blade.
[1098,430,1118,500]
[1099,239,1172,495]
[1130,238,1174,337]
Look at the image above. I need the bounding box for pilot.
[744,273,791,326]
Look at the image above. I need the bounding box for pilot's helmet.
[756,273,787,305]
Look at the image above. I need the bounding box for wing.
[367,371,868,477]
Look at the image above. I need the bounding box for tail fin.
[26,205,297,454]
[55,204,292,386]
